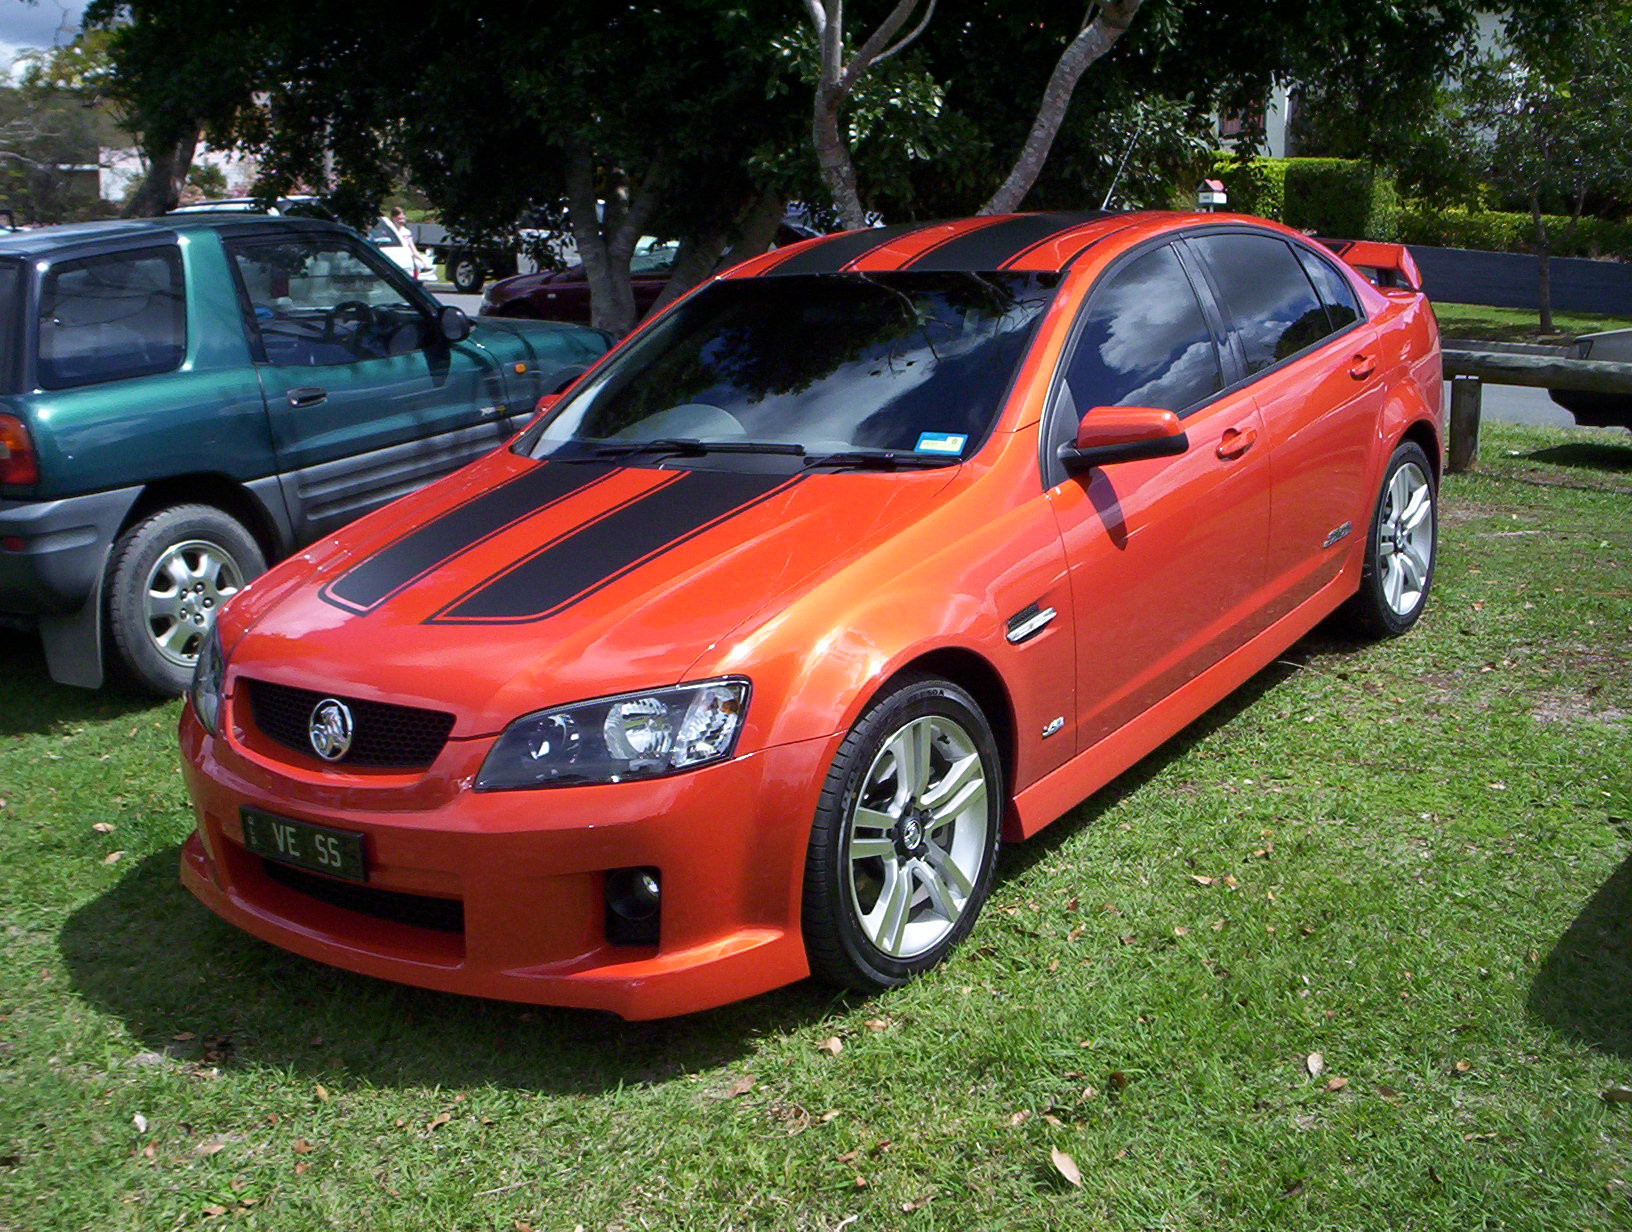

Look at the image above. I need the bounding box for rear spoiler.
[1319,239,1423,293]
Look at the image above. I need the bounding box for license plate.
[241,808,367,883]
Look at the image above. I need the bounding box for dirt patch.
[1531,695,1630,725]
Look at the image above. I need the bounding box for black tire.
[106,505,266,697]
[450,252,485,294]
[802,675,1003,991]
[1338,440,1437,639]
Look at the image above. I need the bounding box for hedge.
[1210,157,1399,241]
[1397,203,1632,261]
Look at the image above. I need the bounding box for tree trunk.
[1530,190,1553,337]
[979,0,1144,216]
[647,190,785,319]
[565,144,649,336]
[122,127,199,218]
[813,87,869,231]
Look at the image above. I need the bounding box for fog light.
[605,866,661,946]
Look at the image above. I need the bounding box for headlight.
[189,623,227,737]
[475,678,750,791]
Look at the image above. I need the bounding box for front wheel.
[449,252,485,294]
[802,676,1002,991]
[1340,440,1437,638]
[106,505,266,697]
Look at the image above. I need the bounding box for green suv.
[0,214,610,694]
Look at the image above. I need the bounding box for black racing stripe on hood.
[320,460,621,614]
[904,211,1110,272]
[430,469,802,625]
[760,222,925,276]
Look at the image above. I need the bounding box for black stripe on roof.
[905,211,1111,272]
[762,222,926,276]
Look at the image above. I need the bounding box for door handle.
[1349,354,1377,380]
[1216,425,1257,460]
[287,386,327,409]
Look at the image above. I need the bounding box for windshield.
[526,271,1056,461]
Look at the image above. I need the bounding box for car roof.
[725,210,1303,279]
[0,214,348,260]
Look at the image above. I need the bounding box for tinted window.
[1061,244,1221,418]
[532,272,1055,458]
[37,248,185,390]
[1295,247,1361,333]
[0,261,19,391]
[1192,233,1331,374]
[227,234,428,367]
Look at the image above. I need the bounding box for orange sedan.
[178,211,1442,1018]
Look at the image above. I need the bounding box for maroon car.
[478,239,679,322]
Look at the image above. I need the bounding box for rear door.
[224,229,510,541]
[1185,231,1383,622]
[1043,241,1272,754]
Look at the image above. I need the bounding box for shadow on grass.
[1527,847,1632,1058]
[0,638,163,737]
[60,847,840,1095]
[1522,441,1632,473]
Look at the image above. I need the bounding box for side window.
[37,248,186,390]
[1294,247,1362,334]
[1061,244,1222,419]
[227,234,429,367]
[1190,233,1331,374]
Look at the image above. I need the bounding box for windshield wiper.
[589,438,806,458]
[803,449,960,471]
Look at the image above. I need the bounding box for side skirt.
[1009,560,1359,840]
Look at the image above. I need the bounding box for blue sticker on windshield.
[915,432,967,455]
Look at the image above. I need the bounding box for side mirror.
[438,304,472,343]
[1058,406,1188,471]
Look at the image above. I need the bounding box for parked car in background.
[169,196,334,219]
[1550,327,1632,428]
[480,237,680,322]
[0,215,611,695]
[177,210,1442,1019]
[366,217,435,283]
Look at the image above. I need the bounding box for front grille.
[262,860,465,934]
[244,679,456,769]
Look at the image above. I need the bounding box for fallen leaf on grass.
[863,1017,892,1032]
[1375,1085,1400,1100]
[1602,1086,1632,1104]
[314,1083,330,1102]
[1306,1053,1324,1078]
[292,1138,315,1154]
[852,1174,868,1190]
[1173,926,1188,937]
[102,851,124,865]
[901,1193,933,1212]
[425,1112,452,1132]
[1108,1071,1127,1094]
[202,1204,228,1218]
[293,1161,309,1175]
[1324,1076,1348,1092]
[195,1141,225,1157]
[1222,874,1239,889]
[1042,1114,1064,1128]
[1007,1110,1031,1127]
[92,822,114,833]
[817,1036,843,1056]
[171,1031,196,1042]
[1454,1061,1472,1074]
[1050,1146,1082,1187]
[717,1074,756,1099]
[835,1149,859,1164]
[1190,875,1216,886]
[132,1113,148,1133]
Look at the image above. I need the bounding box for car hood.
[227,449,955,736]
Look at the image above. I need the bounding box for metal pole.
[1448,374,1482,474]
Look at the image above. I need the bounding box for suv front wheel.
[106,504,265,697]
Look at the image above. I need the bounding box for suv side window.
[37,248,186,390]
[1190,233,1332,374]
[226,233,430,367]
[1294,246,1362,334]
[1060,243,1222,420]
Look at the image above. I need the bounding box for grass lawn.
[1433,302,1632,345]
[2,421,1629,1231]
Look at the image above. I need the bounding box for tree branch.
[839,0,930,98]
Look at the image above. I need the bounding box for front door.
[225,230,510,541]
[1043,242,1272,754]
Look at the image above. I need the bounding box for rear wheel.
[802,676,1002,991]
[106,505,265,697]
[1340,440,1437,638]
[449,252,485,294]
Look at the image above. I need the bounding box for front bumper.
[178,698,835,1019]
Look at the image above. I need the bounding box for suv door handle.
[1216,425,1257,460]
[1349,354,1377,380]
[287,386,327,409]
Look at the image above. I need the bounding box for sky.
[0,1,87,74]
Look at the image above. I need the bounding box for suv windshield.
[527,271,1057,462]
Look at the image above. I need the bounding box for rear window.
[0,261,19,392]
[1190,232,1331,374]
[37,248,186,390]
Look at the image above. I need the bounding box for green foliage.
[1212,156,1287,220]
[1282,158,1399,241]
[1398,204,1632,260]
